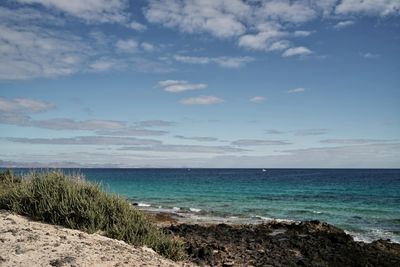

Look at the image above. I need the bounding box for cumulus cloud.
[89,58,121,72]
[141,42,156,52]
[144,0,249,39]
[287,88,306,93]
[238,23,289,52]
[282,46,313,57]
[115,39,156,53]
[115,39,139,53]
[293,30,312,37]
[256,0,317,24]
[0,5,171,80]
[179,96,224,105]
[249,96,266,103]
[174,55,254,68]
[13,0,129,24]
[0,22,90,80]
[333,20,355,29]
[335,0,400,16]
[129,21,147,31]
[231,139,290,146]
[158,80,207,93]
[0,97,54,113]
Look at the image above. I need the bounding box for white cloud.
[361,52,380,59]
[249,96,266,103]
[120,144,247,154]
[13,0,129,24]
[129,21,147,31]
[288,88,306,93]
[144,0,249,38]
[0,5,173,80]
[97,128,168,136]
[256,0,317,23]
[231,139,290,146]
[206,143,400,168]
[136,120,176,127]
[33,118,126,130]
[175,135,219,142]
[179,96,224,105]
[89,59,119,72]
[293,30,312,37]
[158,80,207,93]
[0,23,89,80]
[0,97,54,113]
[335,0,400,16]
[295,129,329,136]
[7,136,161,146]
[115,39,139,53]
[238,23,289,51]
[320,139,392,144]
[174,55,254,68]
[141,42,156,52]
[333,20,355,29]
[282,46,313,57]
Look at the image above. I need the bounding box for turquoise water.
[8,168,400,243]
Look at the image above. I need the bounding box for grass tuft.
[0,170,185,261]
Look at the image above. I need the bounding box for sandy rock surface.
[0,211,193,267]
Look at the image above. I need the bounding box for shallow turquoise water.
[8,168,400,242]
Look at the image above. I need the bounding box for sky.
[0,0,399,168]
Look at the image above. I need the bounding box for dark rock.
[49,256,75,267]
[166,221,400,267]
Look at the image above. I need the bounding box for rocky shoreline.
[165,219,400,267]
[2,209,400,267]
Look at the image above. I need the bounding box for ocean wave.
[189,208,201,213]
[345,229,400,244]
[132,202,151,207]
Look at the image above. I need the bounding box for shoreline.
[147,210,400,266]
[139,205,400,244]
[2,209,400,266]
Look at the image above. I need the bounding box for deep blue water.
[6,168,400,243]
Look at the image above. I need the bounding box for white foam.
[137,203,151,207]
[345,229,400,244]
[189,208,201,213]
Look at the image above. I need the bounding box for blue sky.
[0,0,399,168]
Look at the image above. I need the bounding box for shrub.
[0,170,185,261]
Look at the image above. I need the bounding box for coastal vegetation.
[0,170,185,261]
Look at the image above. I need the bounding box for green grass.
[0,170,185,261]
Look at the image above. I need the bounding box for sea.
[5,168,400,243]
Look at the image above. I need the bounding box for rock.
[166,221,400,267]
[49,256,75,267]
[15,245,26,255]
